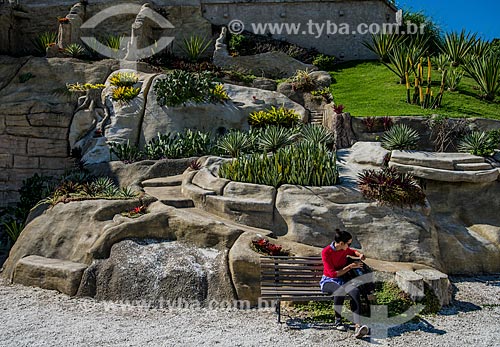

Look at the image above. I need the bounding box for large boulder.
[140,80,307,146]
[78,239,235,305]
[425,180,500,274]
[274,184,442,269]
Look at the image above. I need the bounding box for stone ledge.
[13,255,87,296]
[389,162,499,183]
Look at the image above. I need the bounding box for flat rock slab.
[141,174,184,187]
[391,151,487,170]
[14,255,87,296]
[390,162,499,183]
[144,186,194,208]
[348,142,390,166]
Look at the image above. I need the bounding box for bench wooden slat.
[260,256,322,260]
[260,265,322,271]
[261,282,321,287]
[261,277,322,282]
[262,289,327,294]
[261,296,332,301]
[260,259,323,265]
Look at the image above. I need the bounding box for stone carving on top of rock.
[47,1,86,58]
[213,27,317,79]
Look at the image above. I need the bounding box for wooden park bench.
[260,255,333,323]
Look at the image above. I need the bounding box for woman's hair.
[334,228,352,243]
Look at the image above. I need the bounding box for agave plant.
[32,31,57,55]
[109,140,142,163]
[177,129,213,157]
[300,124,334,145]
[3,220,25,243]
[381,124,420,150]
[363,33,406,63]
[440,30,477,67]
[119,186,138,198]
[445,68,464,91]
[180,35,212,62]
[432,54,451,72]
[258,126,297,153]
[64,43,86,58]
[462,54,500,101]
[217,131,253,157]
[90,177,117,196]
[458,131,497,157]
[469,38,494,59]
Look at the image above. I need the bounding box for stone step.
[144,186,194,208]
[454,162,493,171]
[13,255,87,296]
[142,174,184,187]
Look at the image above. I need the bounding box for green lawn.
[330,61,500,120]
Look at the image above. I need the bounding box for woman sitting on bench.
[320,229,369,339]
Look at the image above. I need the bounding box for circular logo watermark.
[80,4,175,70]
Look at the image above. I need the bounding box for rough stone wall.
[202,0,397,60]
[2,0,395,59]
[0,56,116,206]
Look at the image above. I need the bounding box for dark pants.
[322,281,362,325]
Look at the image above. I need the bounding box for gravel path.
[0,276,499,347]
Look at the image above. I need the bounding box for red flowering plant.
[58,17,70,24]
[251,238,290,256]
[333,104,345,114]
[121,205,147,218]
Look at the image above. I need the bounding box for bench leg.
[276,300,281,324]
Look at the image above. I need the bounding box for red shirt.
[322,244,357,278]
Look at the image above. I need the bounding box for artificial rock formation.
[213,27,316,79]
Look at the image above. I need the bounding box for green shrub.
[111,86,140,102]
[462,54,500,101]
[3,221,25,243]
[180,35,212,62]
[357,167,426,207]
[229,34,247,55]
[291,69,316,91]
[154,70,227,107]
[64,43,85,58]
[143,130,215,159]
[363,33,406,63]
[216,131,253,158]
[248,106,300,128]
[432,54,451,72]
[312,54,336,71]
[258,126,297,153]
[224,69,257,85]
[300,124,334,146]
[458,131,497,157]
[446,68,464,91]
[110,72,139,87]
[310,87,333,102]
[381,124,420,150]
[32,31,57,55]
[109,140,143,163]
[218,142,339,188]
[440,30,477,67]
[103,34,124,51]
